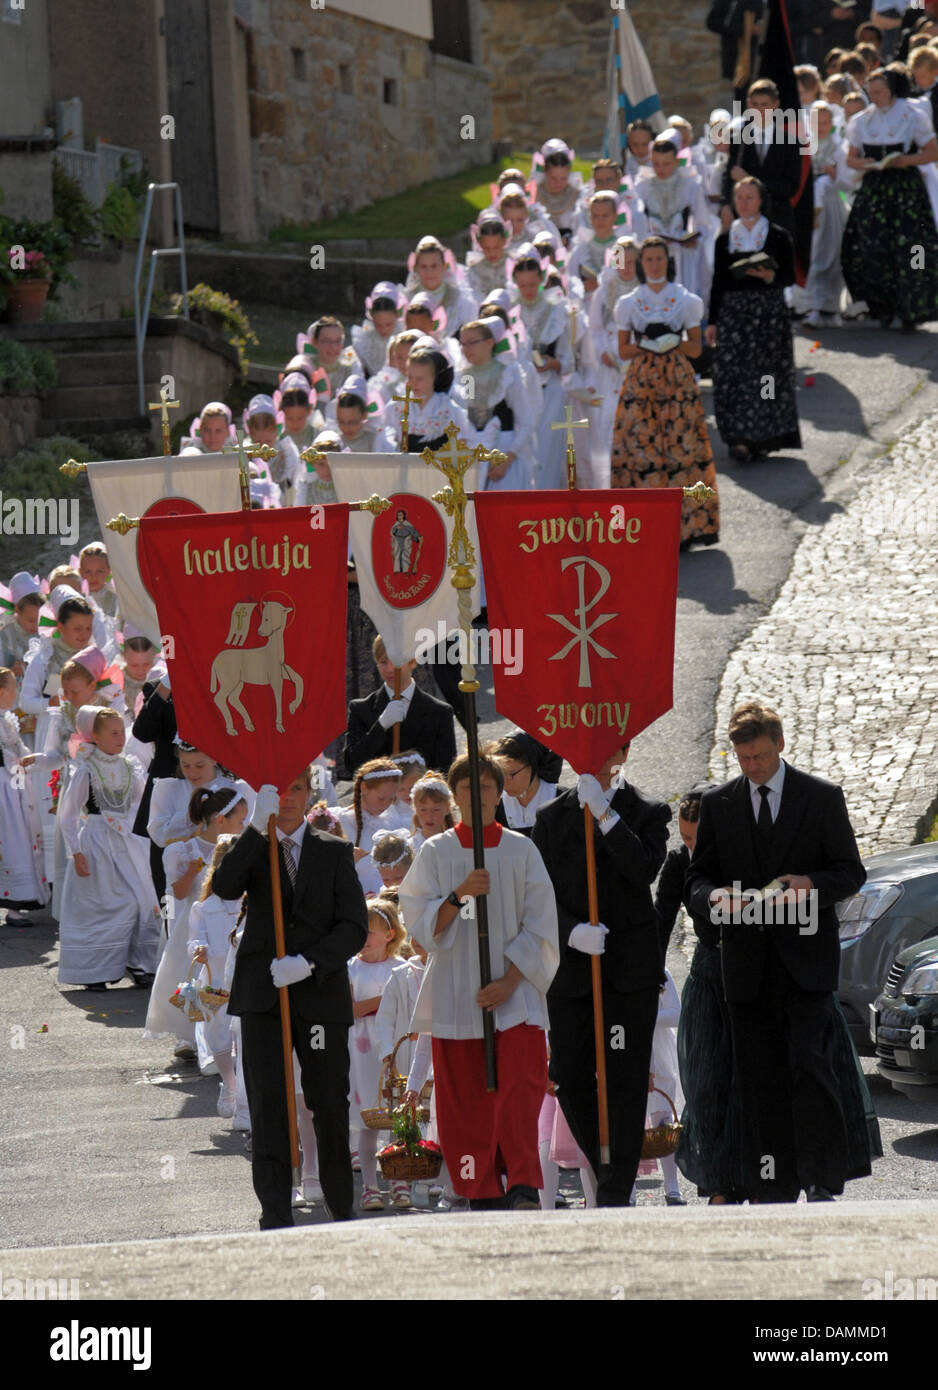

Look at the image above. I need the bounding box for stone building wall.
[479,1,726,153]
[0,395,42,456]
[242,1,493,234]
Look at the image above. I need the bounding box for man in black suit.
[532,743,671,1206]
[343,637,457,777]
[685,701,866,1203]
[213,769,368,1228]
[720,79,805,238]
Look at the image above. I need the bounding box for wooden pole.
[268,813,301,1189]
[563,436,611,1167]
[391,666,402,755]
[463,692,497,1092]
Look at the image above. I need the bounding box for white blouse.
[846,98,935,153]
[614,281,703,334]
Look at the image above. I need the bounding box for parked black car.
[837,842,938,1051]
[871,934,938,1096]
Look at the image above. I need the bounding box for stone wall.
[479,0,726,153]
[0,394,42,456]
[240,0,493,233]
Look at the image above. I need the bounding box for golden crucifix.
[393,382,414,453]
[148,388,180,457]
[422,422,506,1091]
[551,405,589,488]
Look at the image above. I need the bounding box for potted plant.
[0,214,76,323]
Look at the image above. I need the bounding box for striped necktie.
[280,837,298,888]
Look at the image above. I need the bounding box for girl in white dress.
[144,784,248,1056]
[243,393,301,507]
[323,373,385,452]
[294,317,363,397]
[453,316,536,491]
[0,668,48,919]
[57,707,160,988]
[375,933,428,1208]
[633,969,685,1205]
[349,897,407,1211]
[369,830,415,898]
[465,216,511,303]
[634,138,714,308]
[587,236,640,489]
[510,245,573,489]
[380,750,426,832]
[351,281,405,378]
[380,342,475,454]
[403,235,478,339]
[187,834,244,1116]
[330,757,401,898]
[407,773,455,854]
[368,329,421,408]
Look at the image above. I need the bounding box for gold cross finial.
[149,387,180,457]
[393,382,414,453]
[246,442,278,464]
[551,405,589,449]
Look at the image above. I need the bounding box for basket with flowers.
[48,768,61,813]
[377,1106,442,1182]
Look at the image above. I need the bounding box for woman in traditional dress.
[841,66,938,331]
[705,177,801,464]
[611,237,719,548]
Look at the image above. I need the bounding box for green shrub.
[0,339,58,395]
[0,435,99,497]
[99,183,140,242]
[52,161,100,245]
[171,282,259,378]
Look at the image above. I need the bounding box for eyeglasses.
[502,764,531,780]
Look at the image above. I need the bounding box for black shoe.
[127,968,155,989]
[665,1193,687,1206]
[85,982,109,991]
[506,1184,540,1211]
[468,1196,507,1211]
[325,1205,356,1222]
[900,320,916,334]
[258,1215,294,1230]
[728,444,751,463]
[806,1184,835,1202]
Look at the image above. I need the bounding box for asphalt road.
[2,318,938,1279]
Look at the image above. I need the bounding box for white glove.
[577,774,608,821]
[251,784,281,834]
[378,699,407,730]
[568,922,609,956]
[270,954,313,988]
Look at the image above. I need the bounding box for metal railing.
[54,139,142,208]
[133,182,188,416]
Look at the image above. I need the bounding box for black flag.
[758,0,813,285]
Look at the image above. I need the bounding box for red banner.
[138,506,349,791]
[474,490,682,773]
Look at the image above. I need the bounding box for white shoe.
[802,309,822,327]
[232,1111,251,1132]
[303,1178,324,1204]
[217,1083,236,1119]
[292,1186,305,1208]
[826,312,843,327]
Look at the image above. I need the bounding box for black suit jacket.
[213,825,368,1022]
[532,783,671,999]
[721,135,803,235]
[684,764,865,1002]
[131,683,177,839]
[343,683,457,778]
[654,844,689,968]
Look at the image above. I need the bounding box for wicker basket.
[168,959,229,1024]
[378,1144,443,1182]
[360,1034,429,1130]
[641,1087,682,1159]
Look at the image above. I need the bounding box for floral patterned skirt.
[842,166,938,325]
[610,347,719,544]
[712,288,801,453]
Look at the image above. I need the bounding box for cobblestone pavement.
[704,411,938,857]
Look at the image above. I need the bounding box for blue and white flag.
[605,5,665,161]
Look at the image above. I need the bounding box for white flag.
[615,6,665,133]
[84,453,242,644]
[330,451,482,669]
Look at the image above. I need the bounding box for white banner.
[84,453,242,644]
[330,451,482,669]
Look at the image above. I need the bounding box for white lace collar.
[729,216,769,252]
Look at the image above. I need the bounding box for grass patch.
[270,151,594,243]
